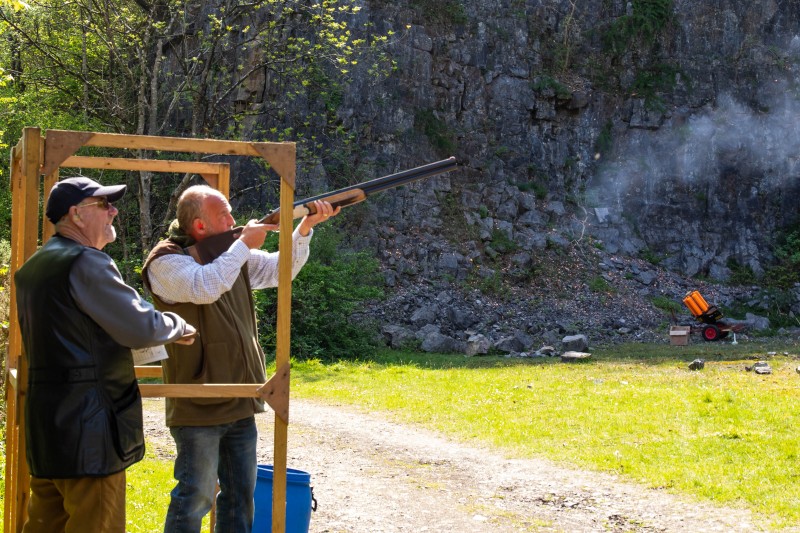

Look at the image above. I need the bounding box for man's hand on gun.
[238,200,340,248]
[238,219,278,250]
[298,200,341,236]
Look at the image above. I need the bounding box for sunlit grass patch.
[289,340,800,527]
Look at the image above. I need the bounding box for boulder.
[421,331,459,353]
[561,334,589,352]
[381,325,415,349]
[465,334,490,356]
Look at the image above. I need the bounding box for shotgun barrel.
[186,157,458,264]
[257,156,457,224]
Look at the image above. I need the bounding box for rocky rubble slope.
[356,239,800,356]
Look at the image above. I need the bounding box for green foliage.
[0,0,28,10]
[594,121,614,156]
[0,239,10,376]
[517,180,548,200]
[408,0,467,26]
[650,294,683,314]
[489,228,517,254]
[726,257,757,286]
[414,109,457,155]
[439,193,480,245]
[473,269,509,299]
[254,225,384,360]
[493,145,511,157]
[0,84,109,243]
[0,0,397,252]
[587,275,612,293]
[767,223,800,288]
[723,292,798,330]
[631,62,681,110]
[639,247,665,265]
[0,176,9,243]
[600,0,679,108]
[601,0,674,56]
[531,75,571,99]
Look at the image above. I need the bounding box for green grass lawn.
[2,340,799,529]
[289,339,800,529]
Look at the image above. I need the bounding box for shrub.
[489,229,517,255]
[726,258,757,286]
[588,275,613,293]
[254,225,384,360]
[414,109,457,155]
[767,224,800,288]
[650,294,683,314]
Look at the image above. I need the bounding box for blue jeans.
[164,416,257,533]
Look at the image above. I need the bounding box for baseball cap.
[45,177,127,223]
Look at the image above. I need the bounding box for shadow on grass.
[287,336,800,377]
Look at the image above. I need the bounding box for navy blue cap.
[45,177,126,223]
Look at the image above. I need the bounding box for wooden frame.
[4,128,296,533]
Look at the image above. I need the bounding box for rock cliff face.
[319,0,800,281]
[184,1,800,348]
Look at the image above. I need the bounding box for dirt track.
[142,398,797,532]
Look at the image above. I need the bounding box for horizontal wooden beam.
[134,366,163,379]
[138,383,262,398]
[79,131,289,156]
[62,156,228,174]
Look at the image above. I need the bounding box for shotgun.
[186,156,458,264]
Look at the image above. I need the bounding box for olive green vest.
[142,240,267,427]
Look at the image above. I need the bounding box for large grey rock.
[420,331,458,353]
[415,324,440,340]
[410,305,439,327]
[381,325,415,349]
[447,308,478,330]
[561,334,589,352]
[495,330,534,353]
[745,313,771,331]
[464,334,490,356]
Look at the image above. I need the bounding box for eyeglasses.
[76,197,112,210]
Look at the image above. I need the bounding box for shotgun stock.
[186,157,458,264]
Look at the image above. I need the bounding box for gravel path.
[142,398,796,532]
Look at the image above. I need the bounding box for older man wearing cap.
[14,176,197,533]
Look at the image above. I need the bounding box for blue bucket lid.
[257,464,311,484]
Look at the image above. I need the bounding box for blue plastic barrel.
[253,465,315,533]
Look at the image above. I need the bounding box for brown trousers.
[22,471,127,533]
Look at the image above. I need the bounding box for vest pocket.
[110,387,145,463]
[78,385,144,474]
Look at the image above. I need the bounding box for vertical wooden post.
[4,142,22,533]
[41,169,59,243]
[272,151,296,533]
[217,163,230,199]
[4,127,43,533]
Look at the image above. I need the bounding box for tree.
[0,0,396,275]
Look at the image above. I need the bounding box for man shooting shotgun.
[187,156,458,264]
[141,157,456,529]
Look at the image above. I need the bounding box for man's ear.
[191,217,206,236]
[69,206,84,226]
